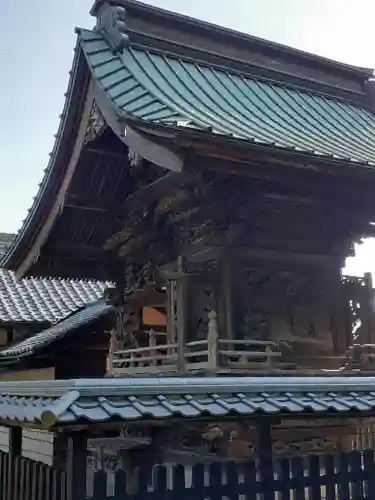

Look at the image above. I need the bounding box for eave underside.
[16,129,375,281]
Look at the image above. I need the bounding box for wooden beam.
[184,141,375,183]
[85,147,127,159]
[190,153,375,202]
[67,170,189,218]
[48,242,107,256]
[162,243,341,274]
[122,288,166,308]
[106,176,374,258]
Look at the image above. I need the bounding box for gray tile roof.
[0,269,110,324]
[0,376,375,429]
[0,299,116,360]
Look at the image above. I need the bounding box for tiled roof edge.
[1,375,375,398]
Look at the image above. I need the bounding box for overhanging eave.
[1,45,93,277]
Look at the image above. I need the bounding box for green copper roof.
[80,29,375,166]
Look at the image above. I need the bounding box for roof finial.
[95,2,129,53]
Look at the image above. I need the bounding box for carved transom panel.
[239,267,330,344]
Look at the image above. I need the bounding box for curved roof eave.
[1,38,93,277]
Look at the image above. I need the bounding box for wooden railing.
[110,339,375,376]
[109,268,375,377]
[345,343,375,371]
[109,330,289,376]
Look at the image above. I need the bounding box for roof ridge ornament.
[365,78,375,109]
[95,2,129,53]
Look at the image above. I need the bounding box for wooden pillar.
[53,433,68,469]
[207,310,218,372]
[66,431,87,500]
[257,419,274,500]
[220,253,234,341]
[121,427,166,494]
[176,256,187,372]
[8,426,22,500]
[8,426,22,456]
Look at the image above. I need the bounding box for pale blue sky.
[0,0,374,275]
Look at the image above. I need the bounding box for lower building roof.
[0,376,375,430]
[0,299,116,361]
[0,269,110,324]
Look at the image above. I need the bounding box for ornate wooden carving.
[162,419,354,460]
[109,307,140,355]
[84,101,106,144]
[234,265,335,356]
[272,436,340,456]
[123,261,156,295]
[128,148,143,168]
[341,273,374,345]
[239,269,272,341]
[85,416,371,475]
[107,163,368,271]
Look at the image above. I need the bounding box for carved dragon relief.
[95,2,129,53]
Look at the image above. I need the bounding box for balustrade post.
[208,310,218,372]
[265,345,273,367]
[149,328,157,365]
